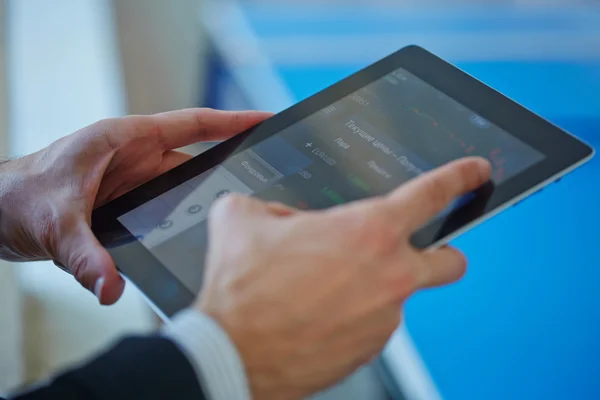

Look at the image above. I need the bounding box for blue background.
[205,2,600,398]
[279,65,600,400]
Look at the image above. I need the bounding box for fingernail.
[94,277,105,302]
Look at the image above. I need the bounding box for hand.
[197,157,491,400]
[0,108,271,305]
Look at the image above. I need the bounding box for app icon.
[158,220,173,230]
[469,114,490,128]
[187,204,203,215]
[215,190,230,199]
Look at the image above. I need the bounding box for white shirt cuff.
[162,308,251,400]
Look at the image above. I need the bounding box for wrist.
[198,304,305,400]
[163,308,252,400]
[0,157,33,200]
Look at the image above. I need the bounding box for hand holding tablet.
[0,108,272,304]
[195,157,491,400]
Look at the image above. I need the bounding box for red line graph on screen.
[489,148,506,182]
[409,107,507,180]
[361,88,507,180]
[410,107,477,154]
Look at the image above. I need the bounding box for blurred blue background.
[201,1,600,399]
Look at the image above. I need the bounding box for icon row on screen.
[156,190,232,231]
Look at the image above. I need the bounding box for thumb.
[56,217,125,305]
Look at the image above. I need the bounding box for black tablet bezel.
[92,45,593,317]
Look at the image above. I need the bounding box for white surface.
[0,0,24,393]
[201,0,295,113]
[8,0,125,155]
[6,0,155,386]
[257,32,600,66]
[0,263,23,393]
[111,0,208,115]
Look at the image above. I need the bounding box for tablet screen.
[118,67,544,293]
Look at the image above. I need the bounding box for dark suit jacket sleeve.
[6,336,206,400]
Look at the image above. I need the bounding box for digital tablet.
[92,45,593,319]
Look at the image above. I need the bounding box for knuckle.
[423,174,450,211]
[69,251,91,289]
[192,108,212,137]
[36,208,62,255]
[92,117,119,135]
[96,117,119,127]
[381,248,422,300]
[89,118,120,151]
[227,110,242,126]
[345,211,399,257]
[193,107,212,119]
[456,160,478,188]
[388,266,419,302]
[197,107,213,114]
